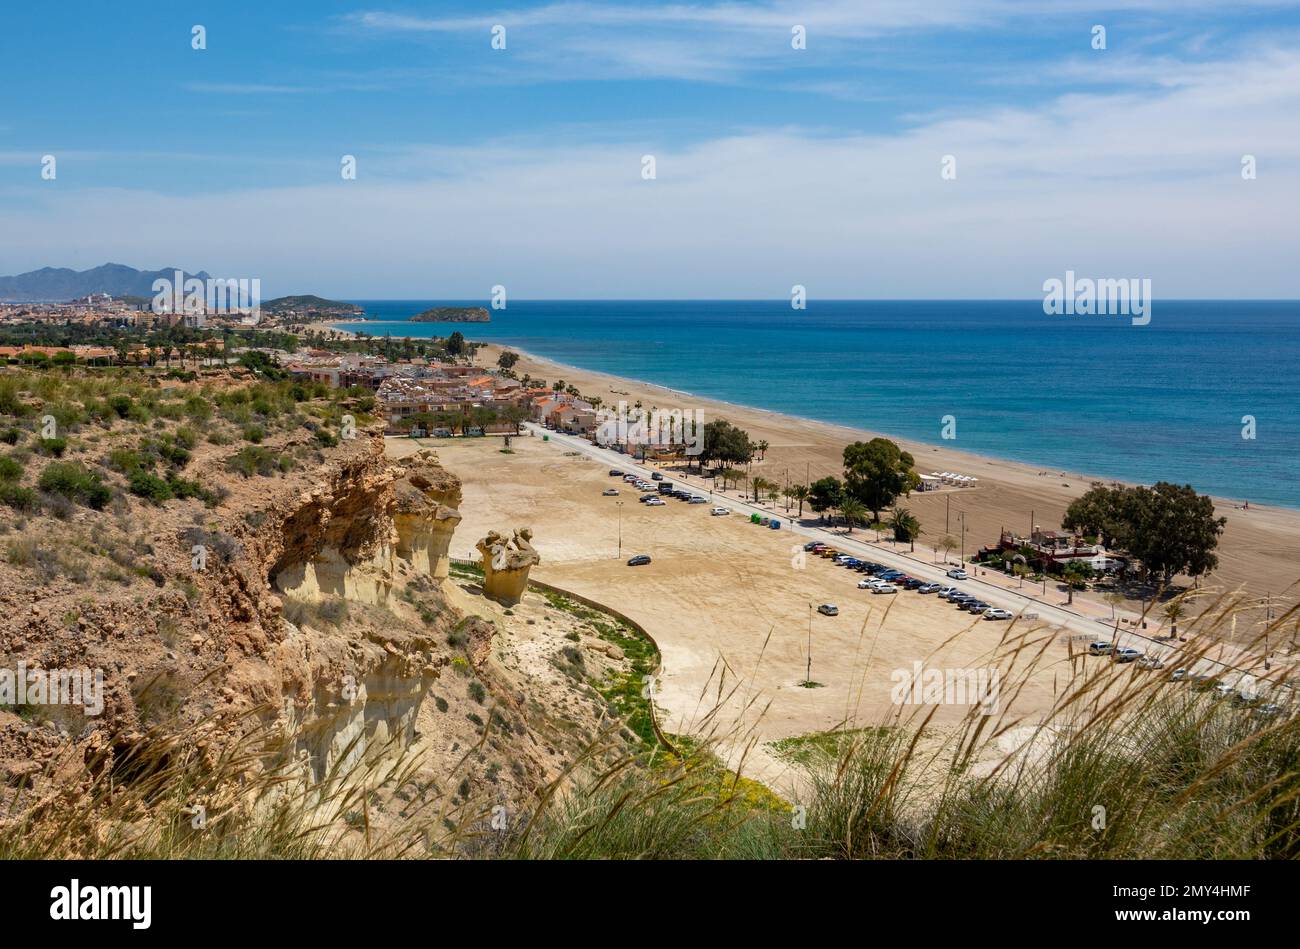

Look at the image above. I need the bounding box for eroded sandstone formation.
[392,452,462,580]
[475,528,541,606]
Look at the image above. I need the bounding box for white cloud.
[5,39,1297,298]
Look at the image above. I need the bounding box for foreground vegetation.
[2,583,1294,860]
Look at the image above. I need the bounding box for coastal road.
[525,424,1284,699]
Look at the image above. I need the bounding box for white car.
[870,584,898,595]
[857,578,877,589]
[937,586,959,599]
[983,608,1013,621]
[689,496,708,504]
[946,568,968,580]
[710,507,730,516]
[602,488,619,496]
[645,497,666,506]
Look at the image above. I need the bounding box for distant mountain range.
[0,263,211,302]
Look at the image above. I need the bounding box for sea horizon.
[330,299,1300,510]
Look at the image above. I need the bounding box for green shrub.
[226,446,277,478]
[0,428,20,445]
[0,456,23,482]
[37,461,111,509]
[0,484,37,511]
[128,470,174,504]
[35,437,67,458]
[108,448,144,473]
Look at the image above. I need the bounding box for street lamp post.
[806,604,813,685]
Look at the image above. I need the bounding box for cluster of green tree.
[405,403,530,436]
[806,439,918,520]
[0,324,300,367]
[292,328,469,364]
[700,419,754,470]
[1063,481,1226,583]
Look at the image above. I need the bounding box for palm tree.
[1062,559,1091,605]
[1163,599,1187,638]
[756,440,769,460]
[888,506,921,551]
[751,476,772,503]
[839,497,866,532]
[789,484,809,519]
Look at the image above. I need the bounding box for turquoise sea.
[332,300,1300,509]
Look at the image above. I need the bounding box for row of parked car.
[804,543,1015,621]
[606,469,714,507]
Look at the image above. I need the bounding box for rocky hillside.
[0,367,647,856]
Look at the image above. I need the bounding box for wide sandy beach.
[310,319,1298,642]
[465,341,1300,644]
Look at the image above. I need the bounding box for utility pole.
[616,501,623,558]
[806,604,813,685]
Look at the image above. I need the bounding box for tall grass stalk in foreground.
[2,587,1296,859]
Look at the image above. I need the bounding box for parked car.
[918,583,942,594]
[902,577,924,589]
[857,578,877,589]
[627,554,652,566]
[937,586,959,599]
[651,472,663,480]
[1114,646,1143,663]
[983,608,1014,621]
[609,469,624,477]
[689,496,707,504]
[965,601,991,613]
[657,482,674,495]
[946,568,968,580]
[871,584,898,595]
[1136,655,1165,670]
[639,494,657,502]
[877,570,904,581]
[1170,667,1189,681]
[817,604,839,616]
[710,507,730,516]
[623,474,638,483]
[1088,641,1115,655]
[645,497,666,506]
[803,541,821,551]
[602,488,619,496]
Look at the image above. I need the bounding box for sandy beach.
[467,341,1300,642]
[308,319,1299,641]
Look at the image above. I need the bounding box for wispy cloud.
[184,82,311,95]
[9,37,1297,297]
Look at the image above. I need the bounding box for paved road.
[528,425,1281,697]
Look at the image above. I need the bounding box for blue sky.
[2,1,1299,298]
